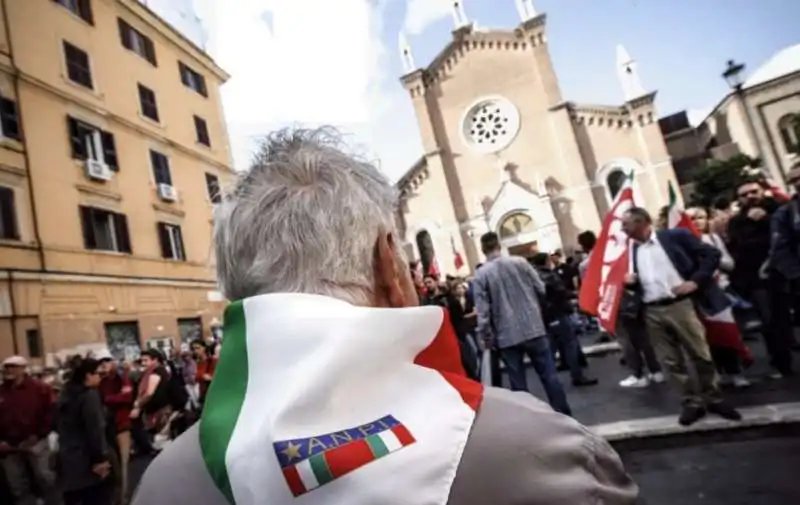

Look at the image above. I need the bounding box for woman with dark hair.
[56,358,112,505]
[191,339,217,405]
[446,282,479,380]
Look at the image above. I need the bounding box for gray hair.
[213,127,399,303]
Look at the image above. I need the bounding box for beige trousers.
[644,298,722,407]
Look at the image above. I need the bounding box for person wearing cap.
[0,355,59,505]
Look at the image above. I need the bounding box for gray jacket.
[132,387,637,504]
[473,255,547,349]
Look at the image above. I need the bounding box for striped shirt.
[473,255,547,349]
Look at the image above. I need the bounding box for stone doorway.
[507,242,538,257]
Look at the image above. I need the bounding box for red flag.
[767,183,790,203]
[451,235,464,270]
[579,175,636,333]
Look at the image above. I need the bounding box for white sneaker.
[620,375,650,388]
[732,375,751,388]
[649,372,666,383]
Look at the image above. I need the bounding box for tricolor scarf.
[199,294,483,505]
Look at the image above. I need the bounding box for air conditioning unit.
[84,159,112,181]
[158,183,178,202]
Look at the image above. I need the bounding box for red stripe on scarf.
[413,309,483,412]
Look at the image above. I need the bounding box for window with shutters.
[194,115,210,146]
[138,84,159,122]
[150,150,172,186]
[66,116,118,171]
[78,206,131,253]
[0,186,19,240]
[63,41,93,89]
[118,18,157,66]
[178,62,208,97]
[55,0,93,24]
[0,96,21,141]
[205,173,221,203]
[157,222,186,261]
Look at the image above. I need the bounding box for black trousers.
[618,316,661,378]
[63,482,113,505]
[746,277,794,375]
[711,346,742,375]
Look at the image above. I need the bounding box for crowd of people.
[0,337,220,505]
[409,168,798,426]
[5,127,800,504]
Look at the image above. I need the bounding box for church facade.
[395,0,681,276]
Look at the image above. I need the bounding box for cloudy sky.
[149,0,799,181]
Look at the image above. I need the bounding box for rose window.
[461,96,521,154]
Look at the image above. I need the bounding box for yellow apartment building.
[0,0,233,363]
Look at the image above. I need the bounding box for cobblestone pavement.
[622,436,800,505]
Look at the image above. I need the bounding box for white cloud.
[152,0,423,180]
[198,0,421,179]
[403,0,451,35]
[208,0,377,125]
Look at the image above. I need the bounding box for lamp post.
[721,59,766,168]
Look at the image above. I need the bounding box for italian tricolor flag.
[278,417,416,497]
[199,293,482,505]
[666,181,700,237]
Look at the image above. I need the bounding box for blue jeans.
[500,337,572,416]
[548,315,584,383]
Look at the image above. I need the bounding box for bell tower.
[515,0,537,21]
[451,0,470,28]
[616,44,647,101]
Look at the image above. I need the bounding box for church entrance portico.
[496,211,561,257]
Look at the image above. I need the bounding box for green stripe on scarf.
[200,301,249,505]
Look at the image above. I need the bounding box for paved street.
[622,437,800,504]
[519,334,800,426]
[128,437,800,504]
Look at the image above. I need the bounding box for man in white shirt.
[622,207,742,426]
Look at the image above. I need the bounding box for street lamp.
[722,59,746,90]
[721,59,769,177]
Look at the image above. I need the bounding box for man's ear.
[374,231,415,308]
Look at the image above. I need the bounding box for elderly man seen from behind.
[133,128,637,505]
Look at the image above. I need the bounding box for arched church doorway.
[415,230,436,275]
[498,212,538,257]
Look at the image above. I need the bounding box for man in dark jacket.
[728,177,782,295]
[728,177,791,376]
[531,253,597,387]
[765,163,800,377]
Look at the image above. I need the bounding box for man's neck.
[486,250,502,261]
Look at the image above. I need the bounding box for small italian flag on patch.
[273,415,416,497]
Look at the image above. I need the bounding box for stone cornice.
[119,0,229,82]
[399,24,545,97]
